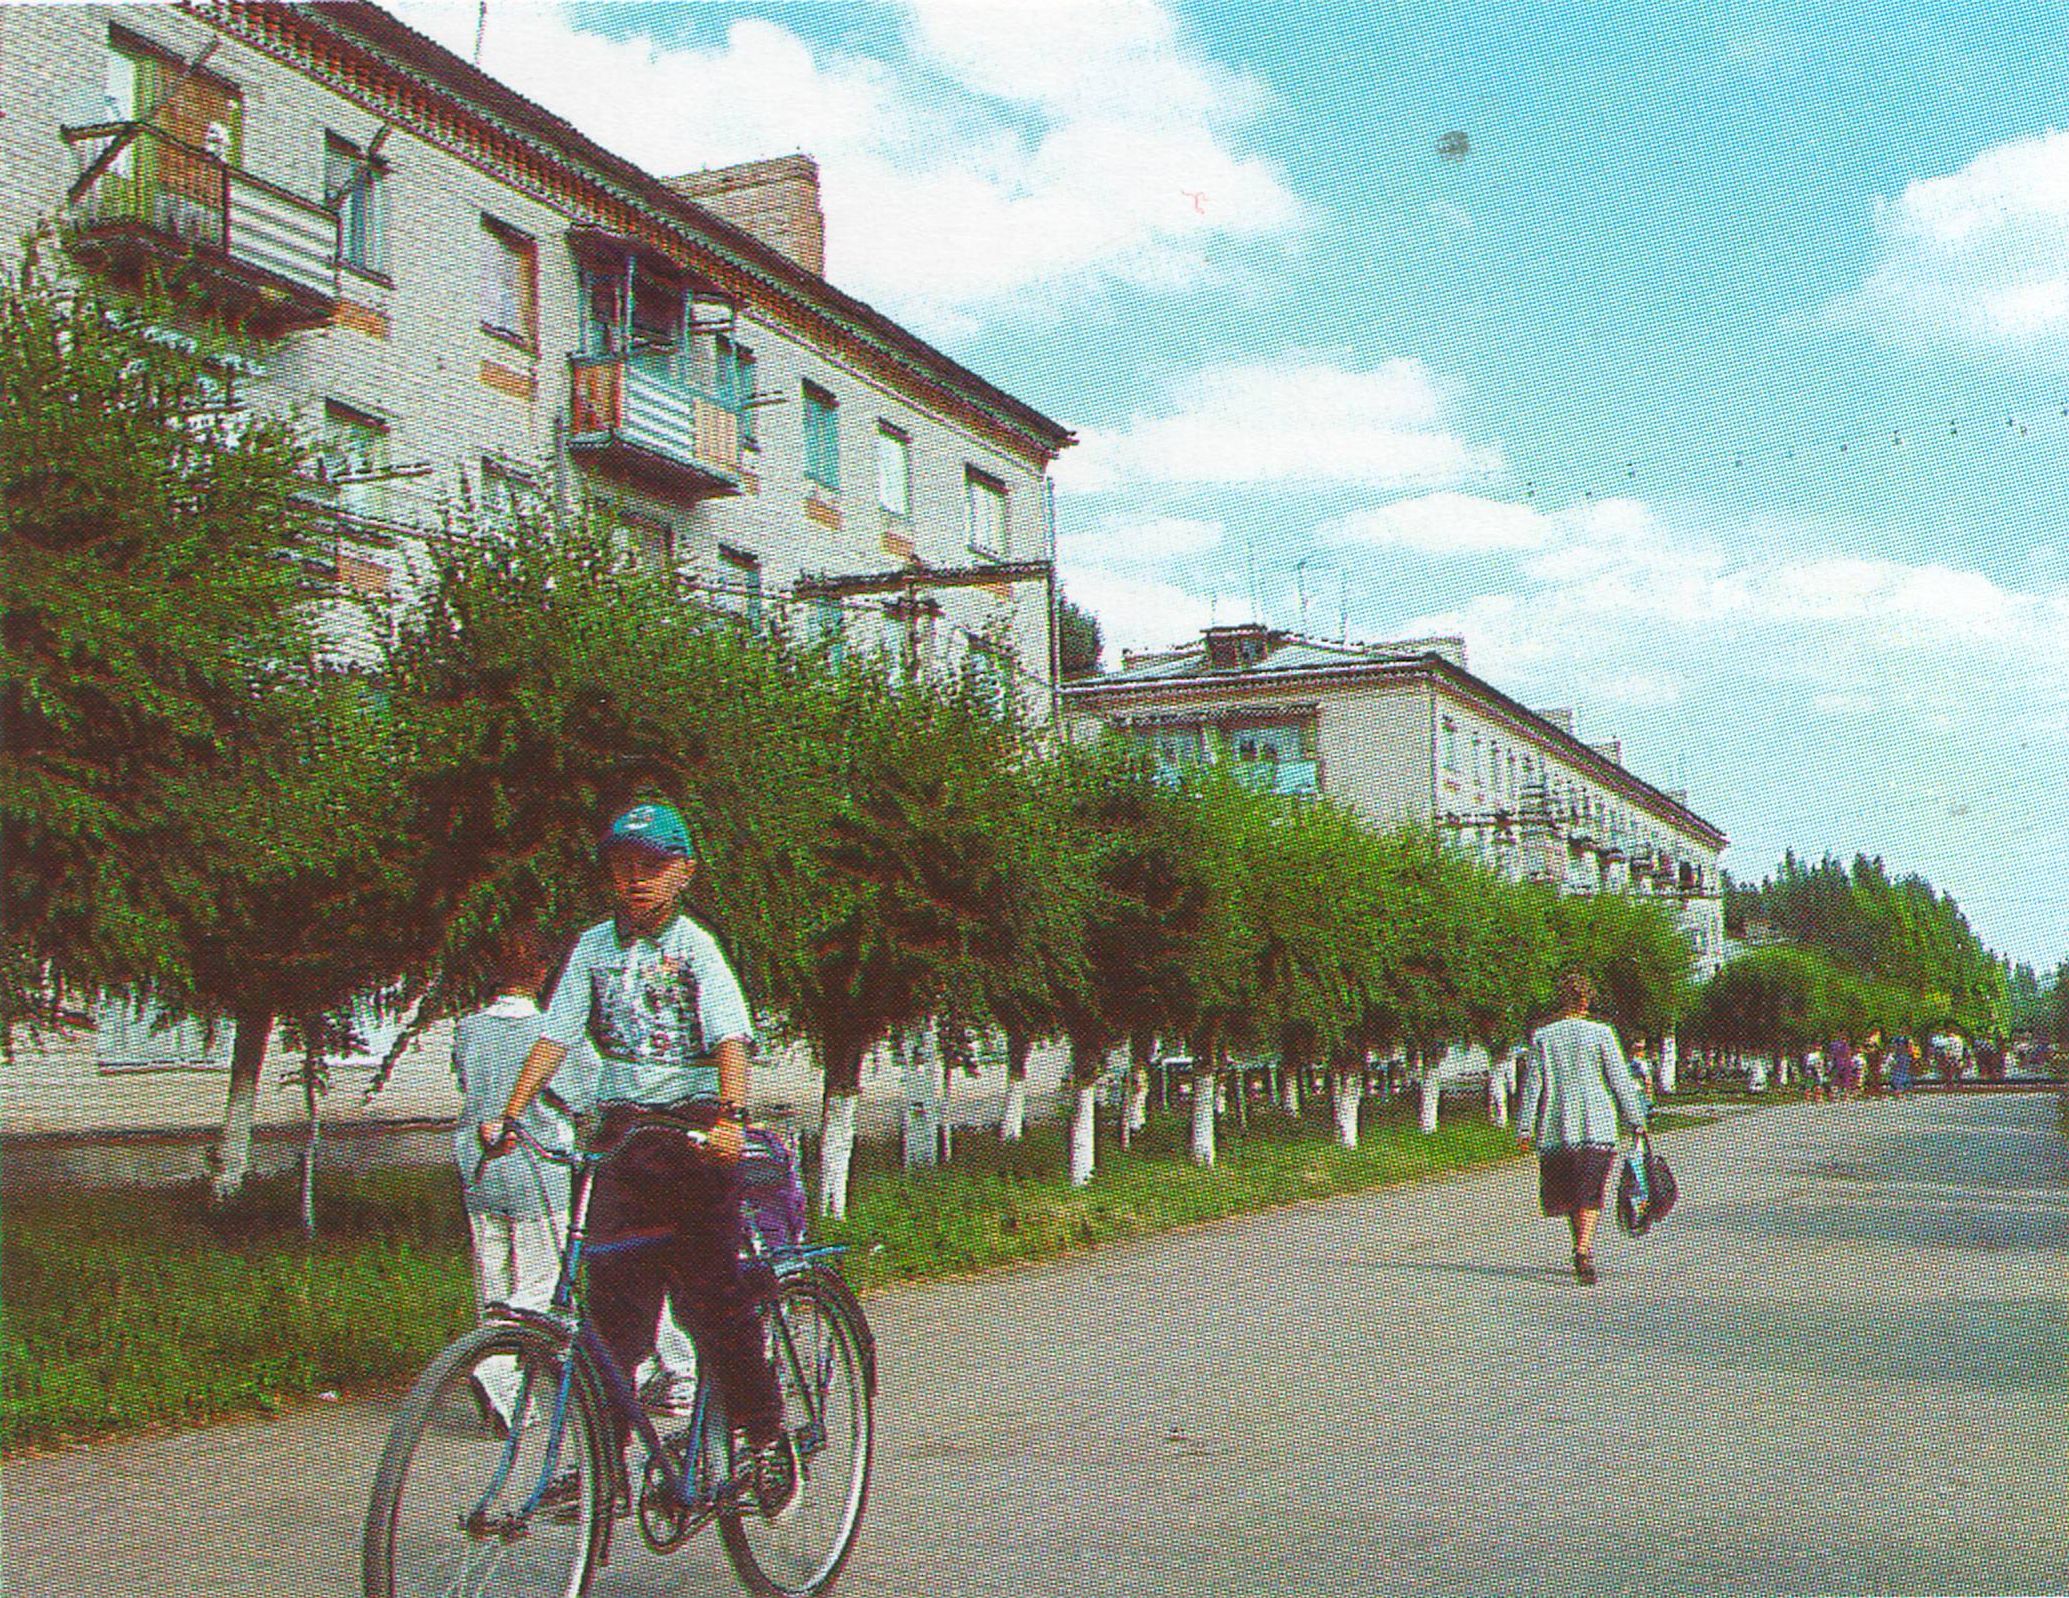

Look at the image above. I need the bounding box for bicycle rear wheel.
[719,1273,874,1597]
[364,1321,610,1598]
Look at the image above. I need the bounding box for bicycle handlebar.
[470,1111,711,1186]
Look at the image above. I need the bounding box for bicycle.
[364,1111,876,1598]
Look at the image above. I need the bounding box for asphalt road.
[8,1092,2064,1597]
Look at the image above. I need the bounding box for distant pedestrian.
[1889,1035,1915,1096]
[1830,1036,1861,1099]
[1517,972,1649,1285]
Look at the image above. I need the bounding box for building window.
[718,545,762,627]
[1233,725,1302,764]
[478,458,540,524]
[811,594,846,667]
[965,468,1008,556]
[717,337,758,446]
[480,217,538,347]
[95,992,233,1072]
[323,399,391,524]
[802,382,840,491]
[1136,725,1205,769]
[1441,717,1459,774]
[876,424,911,517]
[325,132,385,275]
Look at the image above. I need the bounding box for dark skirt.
[1538,1143,1617,1217]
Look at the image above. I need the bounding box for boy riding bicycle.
[480,800,796,1517]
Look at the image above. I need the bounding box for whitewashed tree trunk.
[999,1076,1028,1141]
[1332,1070,1362,1148]
[1191,1071,1218,1165]
[1487,1059,1509,1128]
[1126,1072,1150,1133]
[1419,1069,1440,1134]
[210,1009,273,1202]
[818,1092,859,1220]
[1659,1036,1678,1094]
[1069,1084,1097,1186]
[1281,1068,1301,1116]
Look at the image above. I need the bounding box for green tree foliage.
[384,500,831,1022]
[773,667,1050,1100]
[1,249,323,1021]
[1686,945,1870,1058]
[1725,851,2009,1040]
[1546,888,1693,1042]
[1055,590,1103,681]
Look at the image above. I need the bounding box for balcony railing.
[1233,757,1321,798]
[62,122,339,333]
[568,354,745,499]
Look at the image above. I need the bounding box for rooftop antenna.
[474,0,488,64]
[1339,571,1349,642]
[1244,527,1261,625]
[1295,558,1311,635]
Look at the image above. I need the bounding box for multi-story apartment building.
[0,1,1071,703]
[0,0,1072,1138]
[1061,623,1729,979]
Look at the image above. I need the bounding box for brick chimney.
[1204,623,1272,672]
[669,155,826,277]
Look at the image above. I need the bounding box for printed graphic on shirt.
[587,951,706,1068]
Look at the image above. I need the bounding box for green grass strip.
[2,1099,1704,1452]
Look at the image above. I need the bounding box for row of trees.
[14,255,2046,1226]
[4,256,1702,1219]
[1701,853,2041,1063]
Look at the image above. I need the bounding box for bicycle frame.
[478,1119,846,1526]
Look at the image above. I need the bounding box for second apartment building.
[0,0,1073,712]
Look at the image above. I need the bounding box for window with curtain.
[325,132,384,274]
[718,545,763,627]
[480,216,537,346]
[803,383,839,490]
[965,468,1007,555]
[717,338,758,445]
[876,423,911,517]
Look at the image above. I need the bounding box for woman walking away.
[1517,972,1649,1284]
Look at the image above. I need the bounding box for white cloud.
[1323,491,1550,554]
[394,1,1304,338]
[1054,356,1503,494]
[1400,504,2069,721]
[1061,566,1247,659]
[1846,127,2069,353]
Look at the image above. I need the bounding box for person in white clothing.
[453,924,697,1429]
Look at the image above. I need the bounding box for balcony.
[567,354,745,501]
[1233,757,1321,798]
[63,123,339,335]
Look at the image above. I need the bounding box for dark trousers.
[587,1104,783,1446]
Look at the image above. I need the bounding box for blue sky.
[404,1,2069,969]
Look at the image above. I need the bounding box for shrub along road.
[6,1092,2064,1597]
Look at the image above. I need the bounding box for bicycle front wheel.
[364,1321,610,1598]
[719,1272,875,1597]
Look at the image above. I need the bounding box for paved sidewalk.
[7,1092,2065,1596]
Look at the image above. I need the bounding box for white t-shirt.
[540,914,754,1106]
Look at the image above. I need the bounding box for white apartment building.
[0,1,1072,706]
[0,0,1072,1137]
[1061,624,1729,979]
